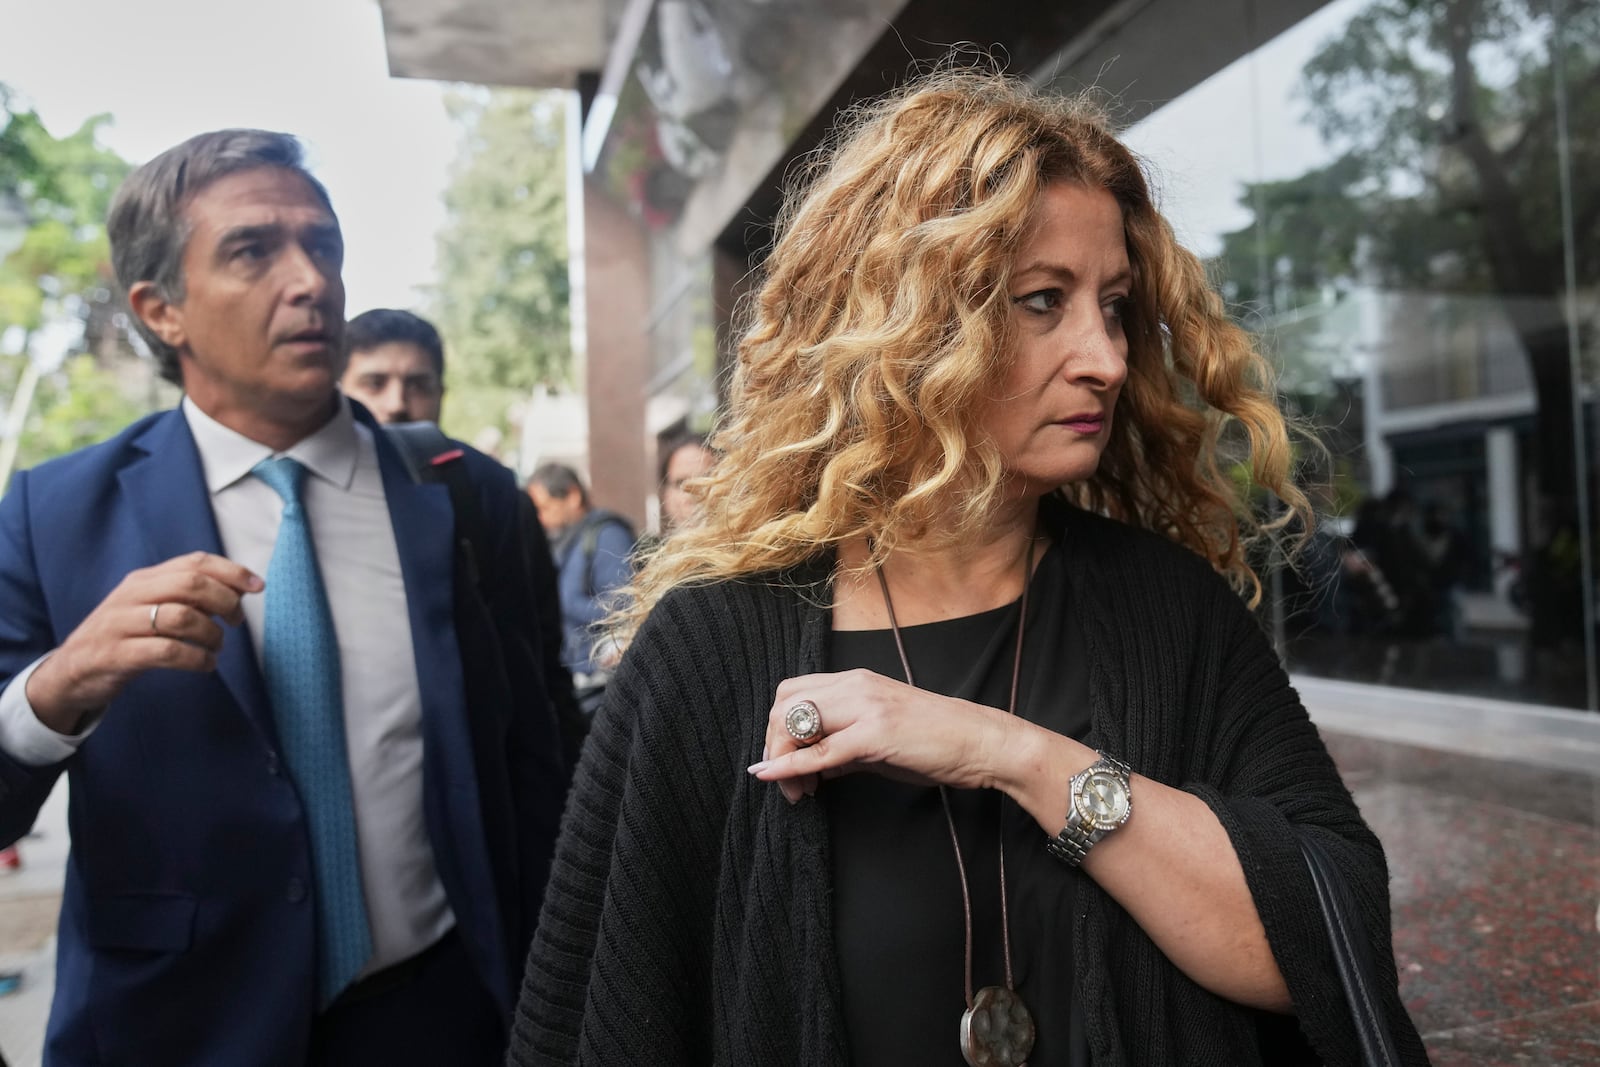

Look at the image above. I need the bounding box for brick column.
[581,176,652,530]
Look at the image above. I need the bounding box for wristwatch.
[1046,752,1133,867]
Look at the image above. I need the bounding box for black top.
[825,539,1093,1067]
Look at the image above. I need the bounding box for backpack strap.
[576,510,635,600]
[382,421,488,591]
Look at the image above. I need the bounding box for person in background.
[340,309,585,763]
[339,308,446,425]
[525,463,636,716]
[0,130,568,1067]
[509,67,1426,1066]
[1419,502,1470,641]
[657,430,716,535]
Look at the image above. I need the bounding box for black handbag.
[1300,834,1405,1067]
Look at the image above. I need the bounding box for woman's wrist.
[984,717,1093,832]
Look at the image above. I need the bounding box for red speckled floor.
[1324,732,1600,1066]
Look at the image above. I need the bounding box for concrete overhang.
[376,0,606,88]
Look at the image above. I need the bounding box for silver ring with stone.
[149,603,163,635]
[784,700,823,746]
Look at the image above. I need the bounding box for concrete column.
[582,176,652,530]
[1486,425,1521,557]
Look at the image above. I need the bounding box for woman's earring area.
[784,699,823,745]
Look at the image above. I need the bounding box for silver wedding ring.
[149,603,162,635]
[784,700,823,746]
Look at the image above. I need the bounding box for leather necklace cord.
[874,534,1036,1010]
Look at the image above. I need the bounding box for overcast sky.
[1124,0,1360,255]
[0,0,1361,309]
[0,0,458,315]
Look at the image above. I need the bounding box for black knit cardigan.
[509,504,1429,1066]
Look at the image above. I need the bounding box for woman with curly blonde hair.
[509,66,1425,1067]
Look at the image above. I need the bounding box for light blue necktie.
[253,457,372,1007]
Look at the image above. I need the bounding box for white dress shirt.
[0,396,453,976]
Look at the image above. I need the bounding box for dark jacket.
[508,501,1429,1066]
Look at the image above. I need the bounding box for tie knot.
[253,456,309,506]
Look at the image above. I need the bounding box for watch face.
[1076,770,1131,827]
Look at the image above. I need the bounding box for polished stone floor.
[1323,729,1600,1065]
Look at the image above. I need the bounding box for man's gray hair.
[107,129,334,384]
[528,462,590,506]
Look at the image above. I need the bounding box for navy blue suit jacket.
[0,405,569,1066]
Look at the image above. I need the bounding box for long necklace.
[873,537,1037,1067]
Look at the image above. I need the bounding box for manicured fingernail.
[762,745,769,762]
[747,761,770,775]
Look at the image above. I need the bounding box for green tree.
[0,88,129,334]
[1289,0,1600,514]
[1214,155,1368,316]
[430,88,570,443]
[1,85,146,487]
[14,354,148,470]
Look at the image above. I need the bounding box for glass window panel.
[1125,0,1600,711]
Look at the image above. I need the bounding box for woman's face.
[660,443,715,531]
[981,181,1131,497]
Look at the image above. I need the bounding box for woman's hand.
[751,668,1293,1012]
[748,668,1029,804]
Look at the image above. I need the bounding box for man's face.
[340,342,443,424]
[528,483,586,534]
[131,166,345,438]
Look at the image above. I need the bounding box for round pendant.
[959,985,1036,1067]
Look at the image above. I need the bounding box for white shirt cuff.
[0,656,101,766]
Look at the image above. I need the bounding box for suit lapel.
[118,409,275,739]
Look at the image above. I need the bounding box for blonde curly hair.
[613,66,1311,644]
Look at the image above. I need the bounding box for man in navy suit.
[0,130,569,1065]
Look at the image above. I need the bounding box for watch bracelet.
[1045,751,1133,868]
[1045,831,1090,867]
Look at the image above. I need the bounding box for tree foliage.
[430,88,570,417]
[1215,154,1369,313]
[0,88,129,331]
[14,355,148,470]
[1219,0,1600,511]
[1,85,151,485]
[1297,0,1600,298]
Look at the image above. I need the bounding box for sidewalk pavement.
[0,687,1595,1066]
[0,779,66,1067]
[1289,676,1599,1064]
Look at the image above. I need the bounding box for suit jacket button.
[265,752,281,776]
[286,877,306,904]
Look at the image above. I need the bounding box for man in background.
[340,307,585,762]
[339,308,446,425]
[0,131,567,1066]
[525,463,635,716]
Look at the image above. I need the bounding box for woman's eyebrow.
[1012,262,1132,289]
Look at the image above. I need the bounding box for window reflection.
[1129,0,1600,710]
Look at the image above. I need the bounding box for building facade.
[378,0,1600,716]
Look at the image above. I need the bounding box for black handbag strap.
[1300,834,1403,1067]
